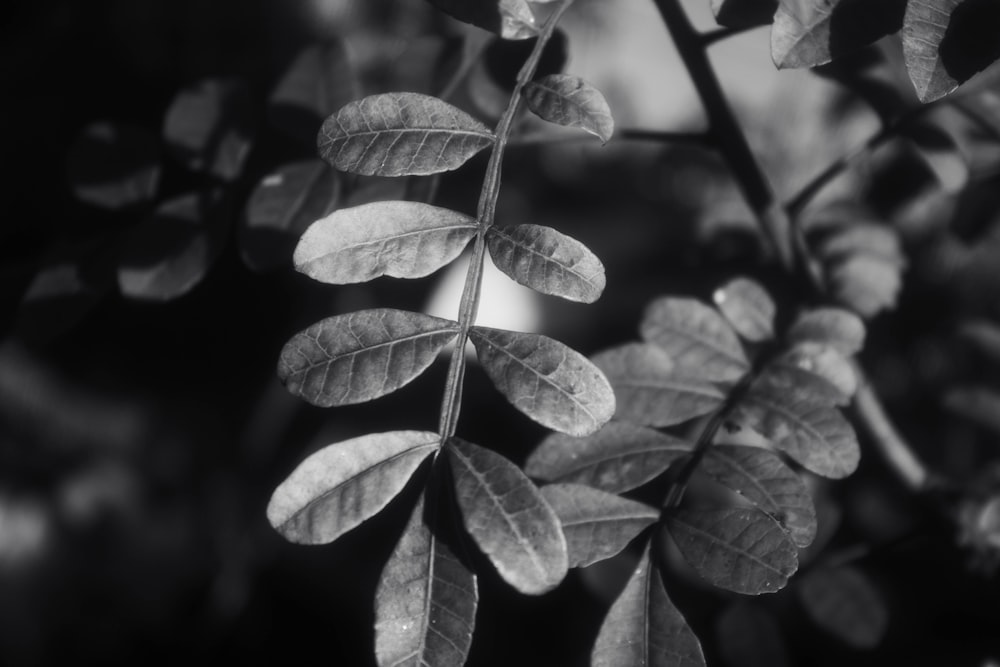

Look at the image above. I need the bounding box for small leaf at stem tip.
[786,307,866,356]
[524,74,614,144]
[294,201,478,284]
[447,438,568,594]
[526,421,692,493]
[423,0,539,40]
[540,483,659,568]
[469,326,615,436]
[278,309,460,407]
[486,224,606,303]
[666,507,798,595]
[713,277,776,343]
[267,430,439,545]
[318,93,495,177]
[797,566,888,649]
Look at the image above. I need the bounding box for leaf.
[702,444,817,547]
[591,546,705,667]
[716,602,790,667]
[318,93,495,177]
[771,0,905,70]
[960,320,1000,365]
[592,343,726,427]
[830,254,904,318]
[713,277,776,342]
[447,438,567,594]
[797,566,888,649]
[374,496,478,667]
[711,0,779,28]
[666,507,798,595]
[523,74,614,144]
[540,484,659,568]
[469,326,615,436]
[66,122,160,210]
[486,224,606,303]
[640,296,750,383]
[267,430,438,544]
[787,307,866,355]
[163,78,256,181]
[294,201,478,284]
[241,160,341,273]
[526,421,691,493]
[736,385,859,478]
[423,0,539,40]
[944,386,1000,436]
[268,40,359,148]
[771,343,857,402]
[278,309,460,407]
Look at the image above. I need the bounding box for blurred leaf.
[295,201,478,284]
[486,224,605,303]
[267,430,438,544]
[771,343,857,402]
[713,277,776,343]
[278,309,459,407]
[959,319,1000,364]
[241,160,341,273]
[711,0,778,28]
[375,495,477,667]
[830,253,904,318]
[715,601,790,667]
[702,444,817,547]
[640,296,750,383]
[66,122,160,210]
[666,507,798,595]
[424,0,539,40]
[592,343,726,427]
[268,40,359,148]
[591,546,705,667]
[902,120,969,193]
[469,326,615,436]
[797,566,888,649]
[539,484,659,568]
[944,386,1000,436]
[523,74,614,143]
[319,93,494,177]
[447,438,567,594]
[526,422,691,493]
[787,307,866,355]
[163,78,256,181]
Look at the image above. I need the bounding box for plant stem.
[508,127,713,147]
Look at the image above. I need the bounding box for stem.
[437,1,575,438]
[508,127,713,147]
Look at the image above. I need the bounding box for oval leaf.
[787,307,866,355]
[540,484,659,568]
[713,277,776,342]
[318,93,495,177]
[447,438,567,594]
[294,201,478,285]
[666,507,798,595]
[526,421,692,493]
[524,74,614,144]
[66,122,160,210]
[267,430,438,544]
[278,309,460,407]
[486,224,606,303]
[469,326,615,436]
[424,0,538,40]
[797,566,888,649]
[771,343,857,403]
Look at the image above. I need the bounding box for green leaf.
[666,507,798,595]
[736,385,860,478]
[592,343,726,427]
[374,495,478,667]
[702,444,817,548]
[716,602,791,667]
[486,224,606,303]
[469,326,615,436]
[267,430,438,544]
[318,93,495,177]
[523,74,614,144]
[526,421,691,493]
[591,546,705,667]
[66,122,160,210]
[424,0,539,40]
[241,160,341,273]
[711,0,779,28]
[447,438,567,594]
[278,309,460,407]
[713,277,776,343]
[539,484,659,568]
[787,307,866,355]
[640,296,750,383]
[294,201,478,284]
[797,567,888,649]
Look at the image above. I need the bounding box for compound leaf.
[787,307,866,355]
[540,484,659,568]
[267,430,438,544]
[319,93,494,177]
[469,326,615,436]
[526,421,691,494]
[486,224,606,303]
[447,438,567,594]
[524,74,614,144]
[66,122,160,210]
[666,507,798,595]
[278,309,459,407]
[711,0,779,28]
[424,0,538,40]
[713,277,776,343]
[797,566,888,649]
[295,201,478,284]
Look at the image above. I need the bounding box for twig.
[507,127,713,147]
